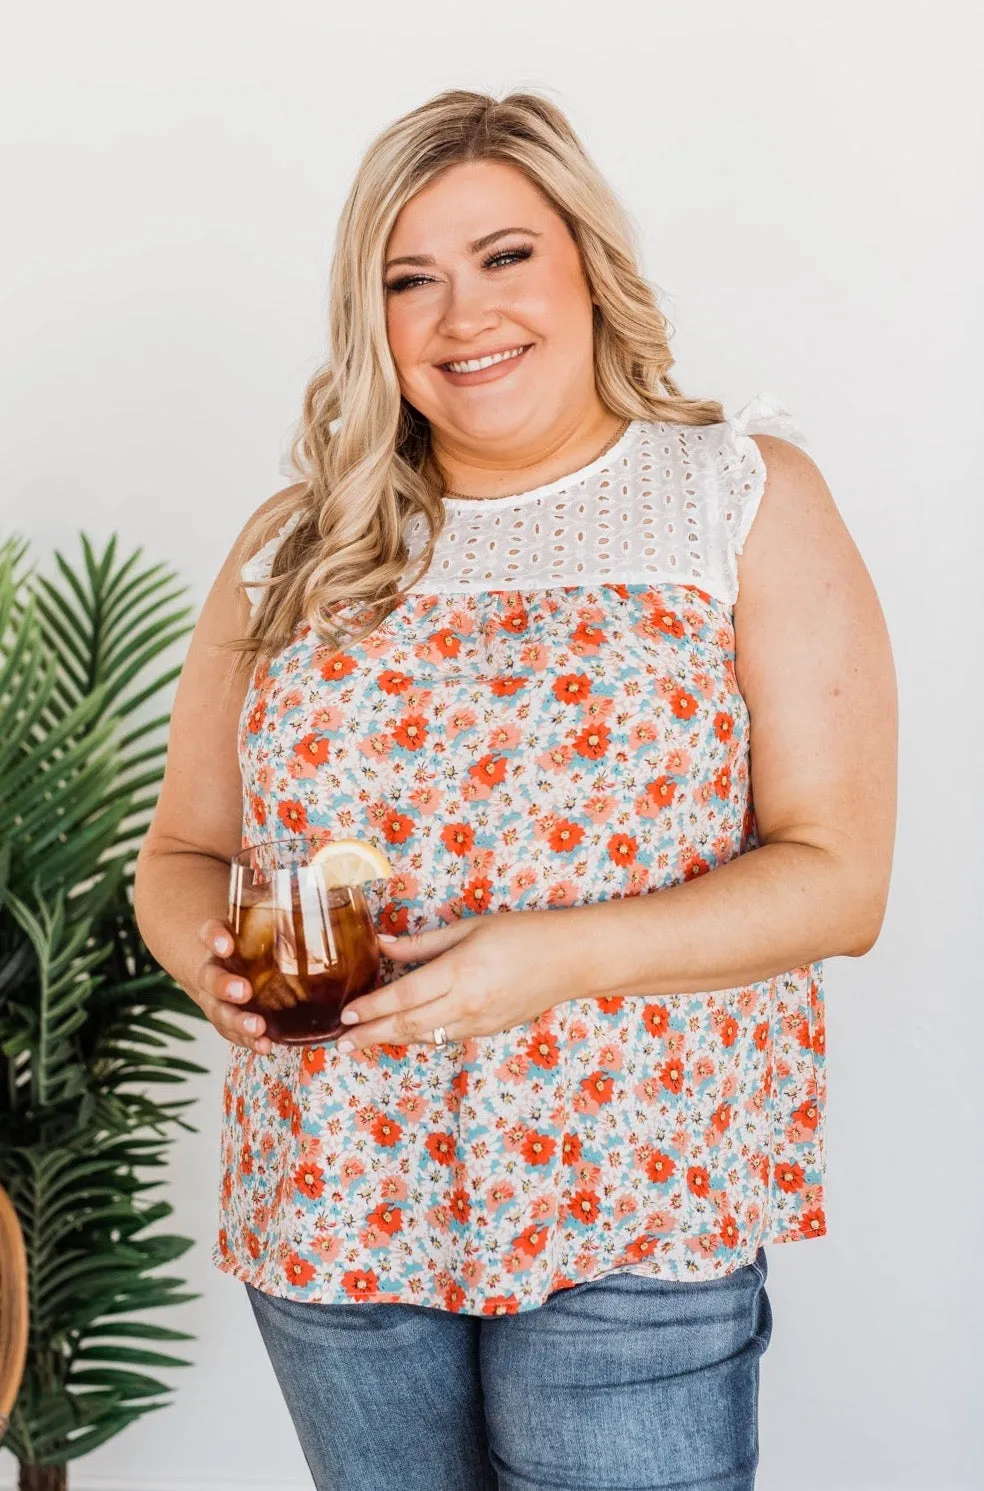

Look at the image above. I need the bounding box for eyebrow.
[384,226,542,272]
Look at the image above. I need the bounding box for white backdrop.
[1,1,981,1488]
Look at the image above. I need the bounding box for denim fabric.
[246,1248,773,1491]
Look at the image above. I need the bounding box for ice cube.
[236,902,276,961]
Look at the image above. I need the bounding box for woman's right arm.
[133,499,294,1057]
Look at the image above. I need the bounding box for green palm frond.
[0,532,204,1479]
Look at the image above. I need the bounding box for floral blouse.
[213,393,827,1315]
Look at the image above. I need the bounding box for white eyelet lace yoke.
[243,393,807,613]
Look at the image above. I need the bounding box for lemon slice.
[309,837,393,887]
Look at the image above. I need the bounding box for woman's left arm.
[337,436,898,1050]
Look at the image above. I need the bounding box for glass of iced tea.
[227,837,384,1044]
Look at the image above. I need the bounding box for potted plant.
[0,535,204,1491]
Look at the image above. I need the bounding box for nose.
[437,274,499,344]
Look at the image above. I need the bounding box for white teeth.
[445,346,528,374]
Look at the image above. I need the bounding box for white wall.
[1,1,981,1487]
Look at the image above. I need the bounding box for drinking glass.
[227,837,381,1044]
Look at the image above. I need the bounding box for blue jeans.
[246,1248,773,1491]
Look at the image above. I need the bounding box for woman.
[135,89,897,1491]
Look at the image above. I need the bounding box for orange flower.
[652,608,685,638]
[277,800,308,833]
[448,1188,471,1224]
[514,1224,550,1258]
[646,1150,677,1185]
[711,1102,733,1132]
[520,1131,556,1166]
[293,734,331,765]
[320,653,357,682]
[719,1215,741,1249]
[791,1099,819,1132]
[377,669,412,694]
[294,1163,326,1200]
[379,902,409,934]
[553,672,591,704]
[597,996,624,1014]
[712,767,731,800]
[669,689,698,719]
[567,1189,600,1225]
[548,819,584,853]
[366,1203,403,1236]
[451,1070,469,1099]
[371,1114,404,1147]
[776,1161,805,1193]
[642,1002,670,1039]
[580,1071,614,1104]
[441,823,475,856]
[753,1021,769,1051]
[444,1283,466,1312]
[645,776,677,808]
[382,812,414,845]
[250,794,267,825]
[621,1235,660,1262]
[713,711,734,741]
[425,1132,458,1166]
[462,876,493,913]
[489,675,527,696]
[285,1252,316,1287]
[246,701,266,735]
[239,1143,253,1177]
[571,619,605,650]
[431,629,461,658]
[500,608,529,634]
[469,754,507,787]
[483,1294,519,1316]
[720,1015,739,1048]
[798,1207,826,1239]
[687,1165,711,1197]
[561,1133,582,1165]
[341,1268,381,1299]
[574,724,610,760]
[607,832,638,866]
[526,1031,560,1069]
[683,853,710,881]
[393,715,428,751]
[660,1059,684,1094]
[245,1229,262,1259]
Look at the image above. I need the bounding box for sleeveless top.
[214,393,827,1314]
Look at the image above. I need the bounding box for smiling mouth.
[439,344,532,374]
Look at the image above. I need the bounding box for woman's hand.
[194,918,274,1056]
[335,907,597,1053]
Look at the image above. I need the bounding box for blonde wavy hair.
[236,88,725,662]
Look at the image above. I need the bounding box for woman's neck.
[427,405,627,501]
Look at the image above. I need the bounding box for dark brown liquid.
[230,892,380,1044]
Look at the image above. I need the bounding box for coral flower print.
[553,673,591,704]
[277,800,308,833]
[669,689,698,720]
[548,820,584,853]
[216,407,827,1317]
[608,833,638,866]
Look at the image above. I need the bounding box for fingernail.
[245,1016,262,1035]
[340,1009,359,1024]
[215,935,233,955]
[377,933,398,942]
[337,1038,355,1053]
[229,981,249,1001]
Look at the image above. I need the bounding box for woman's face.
[383,159,599,456]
